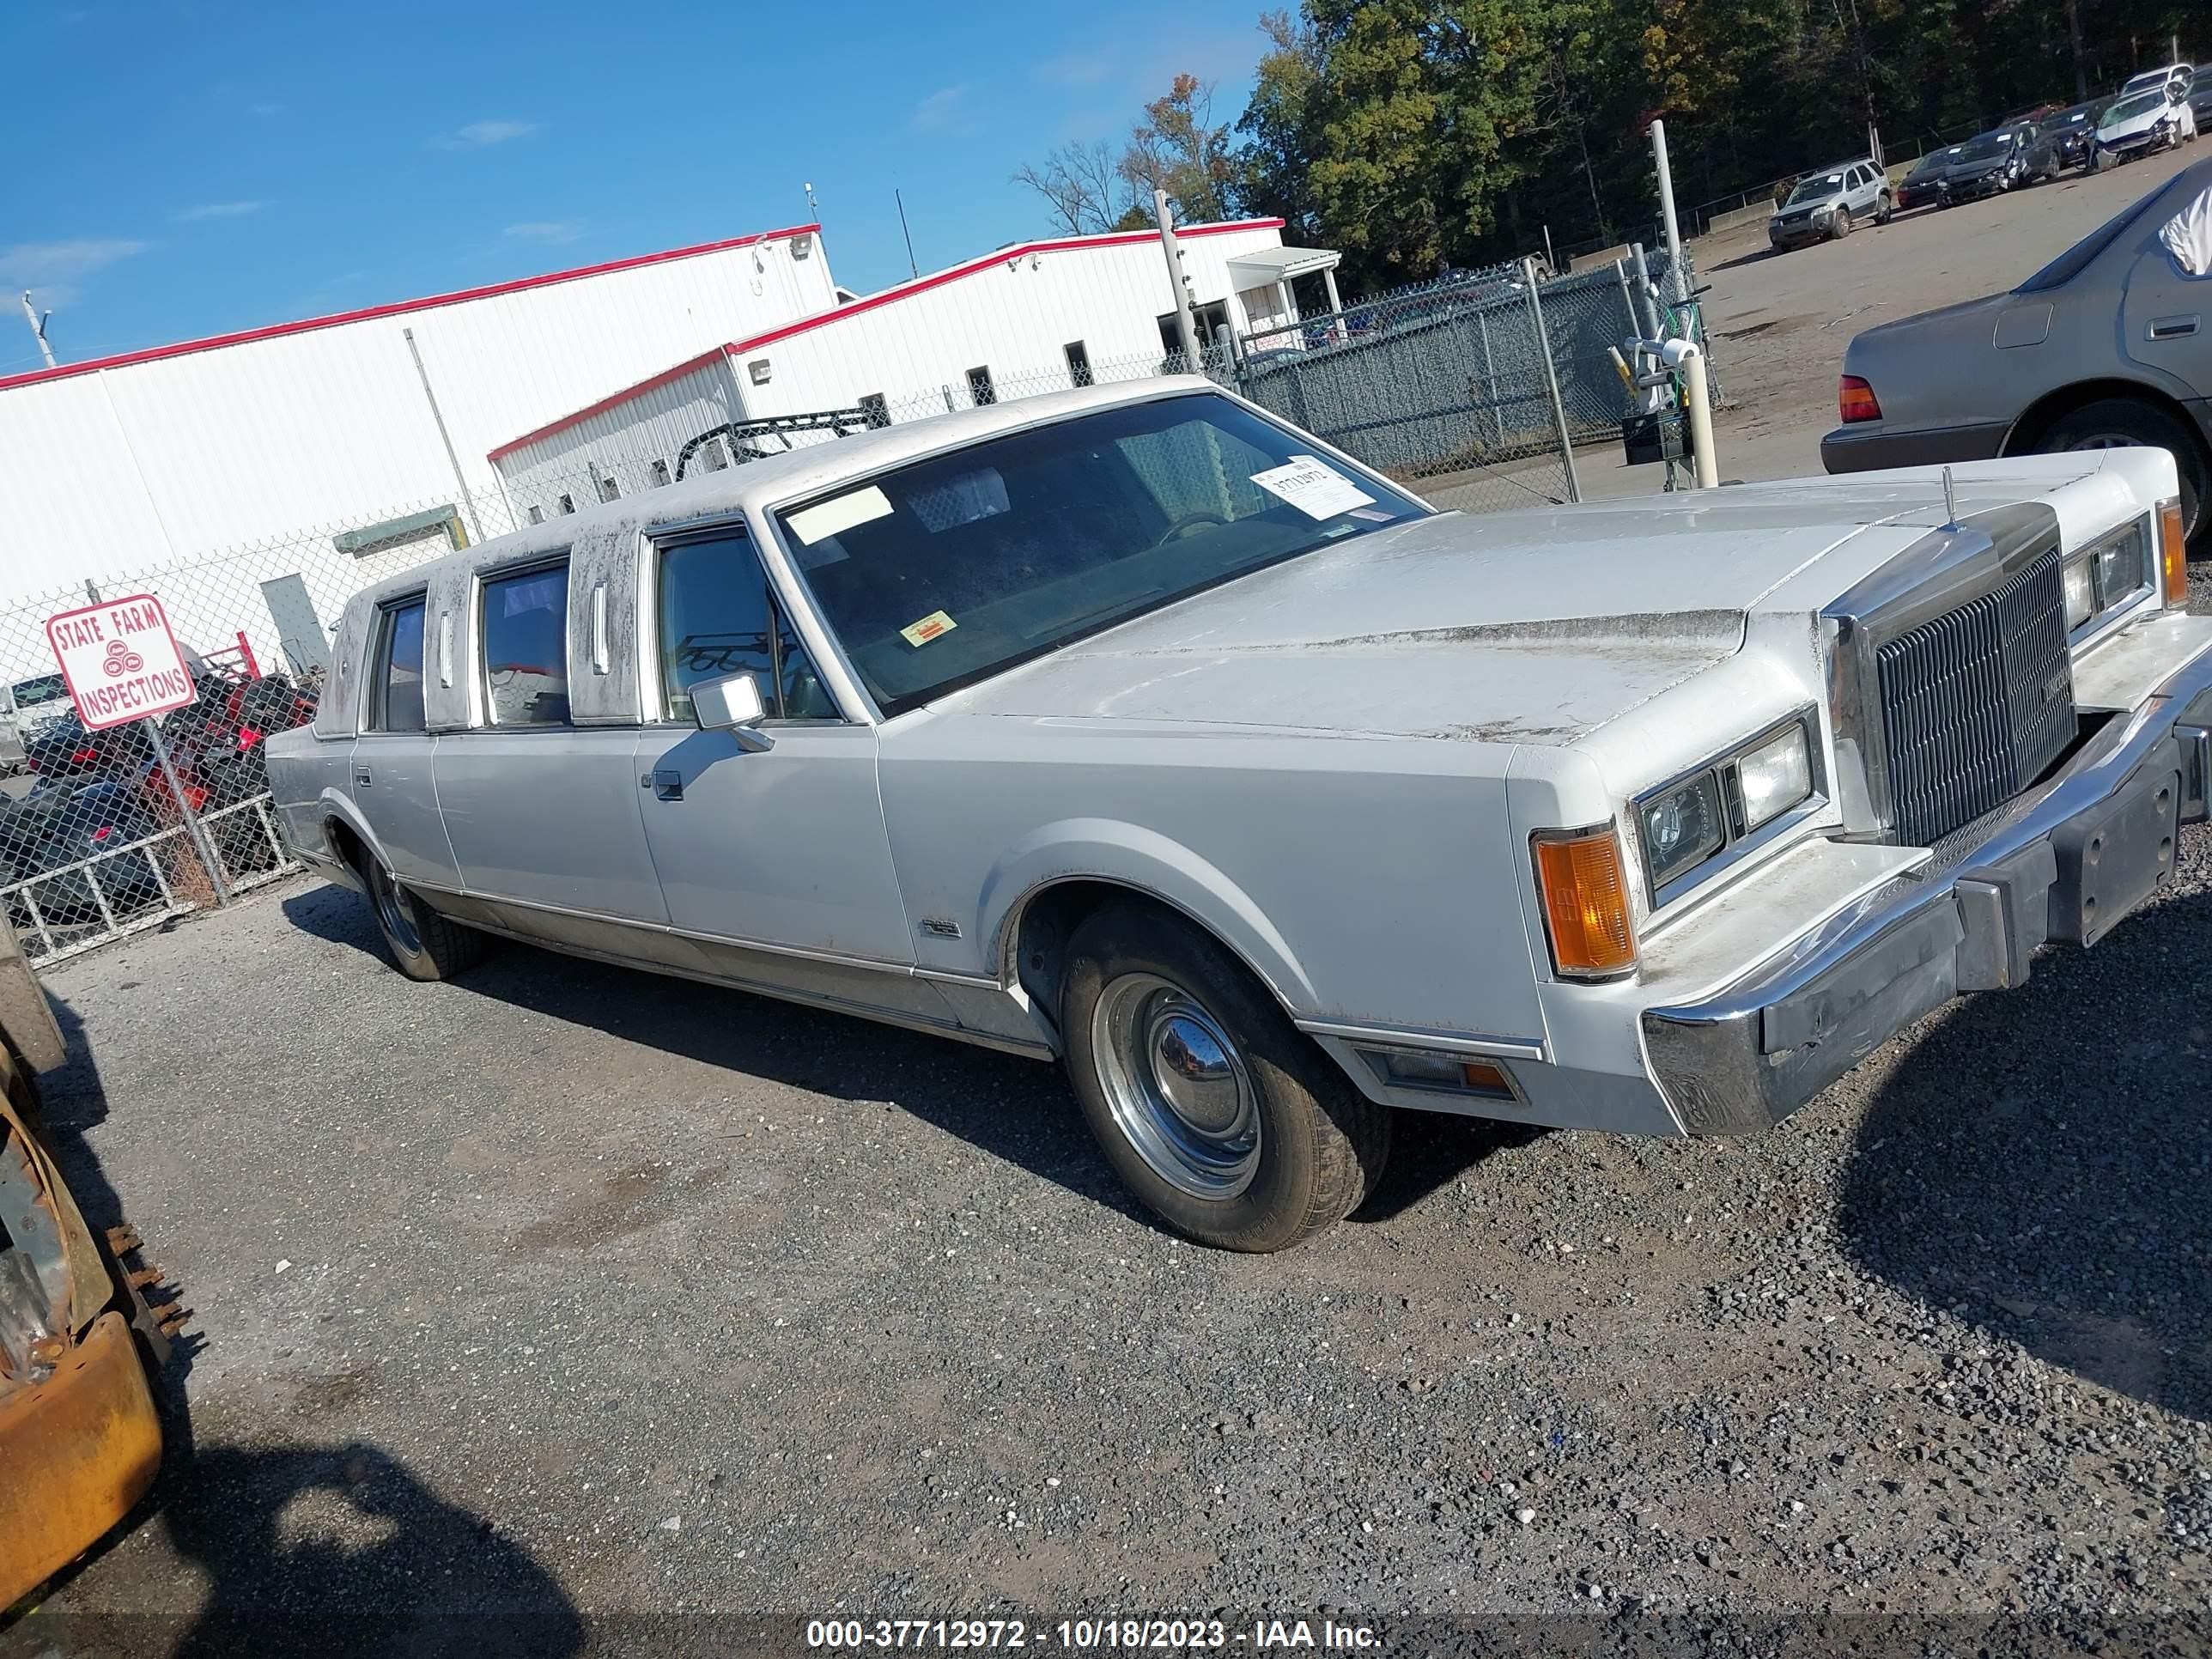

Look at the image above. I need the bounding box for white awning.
[1225,246,1340,284]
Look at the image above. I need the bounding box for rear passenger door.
[350,593,460,891]
[432,556,672,935]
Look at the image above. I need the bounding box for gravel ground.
[6,590,2212,1655]
[9,159,2212,1657]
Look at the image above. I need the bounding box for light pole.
[20,292,55,369]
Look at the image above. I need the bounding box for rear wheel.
[1060,902,1390,1252]
[362,854,484,982]
[1874,191,1893,225]
[2033,398,2209,553]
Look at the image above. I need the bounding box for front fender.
[978,818,1321,1013]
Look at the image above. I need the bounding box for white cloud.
[434,118,539,150]
[174,201,268,222]
[503,221,584,245]
[910,84,971,134]
[0,238,149,298]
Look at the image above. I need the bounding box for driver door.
[632,522,952,1024]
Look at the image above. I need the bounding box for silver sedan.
[1823,155,2212,550]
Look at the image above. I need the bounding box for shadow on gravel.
[1352,1112,1544,1224]
[280,883,1166,1235]
[1838,886,2212,1419]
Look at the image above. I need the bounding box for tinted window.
[481,566,570,726]
[9,674,65,707]
[374,600,426,732]
[657,534,834,722]
[778,392,1429,719]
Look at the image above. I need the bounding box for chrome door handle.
[2148,314,2201,341]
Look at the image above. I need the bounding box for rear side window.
[372,600,427,732]
[481,565,570,726]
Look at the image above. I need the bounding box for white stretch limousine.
[267,380,2212,1250]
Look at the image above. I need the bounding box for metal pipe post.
[1154,190,1202,371]
[404,327,483,544]
[1522,258,1582,503]
[1475,309,1503,450]
[1629,243,1663,341]
[1650,119,1691,303]
[148,720,231,907]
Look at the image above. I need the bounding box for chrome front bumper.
[1642,655,2212,1134]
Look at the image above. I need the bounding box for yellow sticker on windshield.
[901,611,958,647]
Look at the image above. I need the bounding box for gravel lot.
[9,157,2212,1656]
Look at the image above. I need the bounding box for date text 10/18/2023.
[805,1620,1380,1650]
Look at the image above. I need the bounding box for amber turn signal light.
[2159,496,2188,605]
[1533,828,1638,980]
[1838,375,1881,424]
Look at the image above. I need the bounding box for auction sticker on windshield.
[43,592,198,730]
[1252,456,1374,520]
[901,611,958,647]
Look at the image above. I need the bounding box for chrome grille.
[1874,545,2074,847]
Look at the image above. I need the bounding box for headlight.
[2064,518,2151,633]
[1635,714,1820,901]
[1639,773,1726,889]
[1734,724,1815,831]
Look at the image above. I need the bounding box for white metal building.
[0,223,833,613]
[490,218,1340,520]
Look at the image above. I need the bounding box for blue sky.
[0,0,1274,371]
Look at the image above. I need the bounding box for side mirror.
[690,672,772,750]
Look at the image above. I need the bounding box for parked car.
[1824,155,2212,551]
[2120,62,2194,100]
[2189,67,2212,134]
[1893,149,1959,211]
[2094,79,2197,166]
[267,378,2208,1251]
[1937,125,2039,201]
[1767,160,1892,248]
[2027,101,2106,173]
[0,672,75,775]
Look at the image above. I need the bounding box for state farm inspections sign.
[45,593,197,731]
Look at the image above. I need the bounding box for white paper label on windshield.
[1250,455,1374,520]
[787,484,893,546]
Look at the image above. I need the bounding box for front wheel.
[1060,902,1390,1251]
[2033,398,2209,554]
[362,854,485,982]
[1830,206,1852,240]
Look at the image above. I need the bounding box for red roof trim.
[726,218,1285,356]
[488,344,738,461]
[486,218,1286,463]
[0,224,822,394]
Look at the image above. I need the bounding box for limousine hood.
[945,464,2121,745]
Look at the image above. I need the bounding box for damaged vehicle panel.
[265,380,2212,1251]
[0,918,177,1609]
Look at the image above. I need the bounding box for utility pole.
[1153,188,1200,369]
[2065,0,2088,100]
[20,293,55,369]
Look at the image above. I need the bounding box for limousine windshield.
[775,392,1431,717]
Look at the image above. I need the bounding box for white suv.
[1768,160,1892,251]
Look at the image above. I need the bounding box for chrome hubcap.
[1091,973,1261,1199]
[370,861,422,956]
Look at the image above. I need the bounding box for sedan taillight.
[1838,374,1882,423]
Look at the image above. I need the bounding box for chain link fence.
[1229,247,1706,514]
